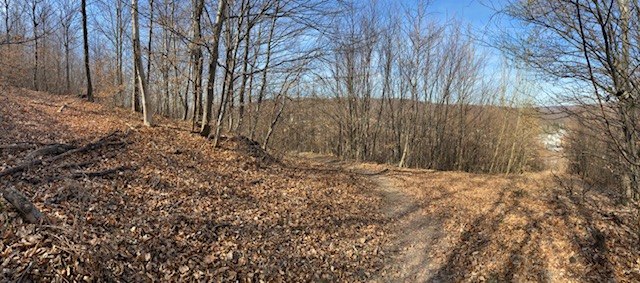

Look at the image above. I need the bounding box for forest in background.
[1,0,640,201]
[2,0,640,281]
[0,0,541,175]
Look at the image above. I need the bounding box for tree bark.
[31,1,38,91]
[81,0,93,101]
[132,0,153,126]
[190,0,204,129]
[200,0,228,137]
[116,0,124,99]
[2,187,45,224]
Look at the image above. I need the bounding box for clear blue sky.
[431,0,500,27]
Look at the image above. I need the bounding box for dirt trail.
[296,154,442,281]
[299,153,640,282]
[367,173,441,282]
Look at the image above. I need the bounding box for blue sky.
[430,0,506,65]
[428,0,552,104]
[431,0,500,27]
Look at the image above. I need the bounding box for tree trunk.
[250,0,279,140]
[31,2,38,91]
[81,0,93,101]
[116,0,124,99]
[132,63,141,112]
[236,1,252,133]
[132,0,153,126]
[263,95,286,150]
[146,0,154,85]
[200,0,228,137]
[212,24,238,146]
[190,0,204,129]
[616,0,639,200]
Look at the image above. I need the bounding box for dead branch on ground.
[69,166,136,178]
[0,131,124,178]
[25,143,76,160]
[1,186,46,224]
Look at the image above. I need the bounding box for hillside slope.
[1,87,639,282]
[0,88,388,281]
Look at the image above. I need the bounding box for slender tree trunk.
[132,62,140,112]
[132,0,153,126]
[236,1,252,133]
[161,0,171,116]
[263,94,286,150]
[116,0,124,99]
[64,39,70,92]
[31,2,38,91]
[82,0,93,101]
[212,24,238,146]
[200,0,228,137]
[146,0,154,85]
[3,0,9,42]
[213,4,244,144]
[182,62,191,120]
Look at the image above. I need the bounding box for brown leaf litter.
[1,87,639,282]
[0,88,388,282]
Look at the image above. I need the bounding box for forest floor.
[297,154,640,282]
[1,87,639,282]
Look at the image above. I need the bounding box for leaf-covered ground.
[1,87,639,282]
[0,87,388,282]
[341,162,640,282]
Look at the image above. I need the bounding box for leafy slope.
[0,88,388,281]
[2,87,638,282]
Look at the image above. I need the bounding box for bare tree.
[131,0,153,126]
[81,0,93,101]
[29,0,42,91]
[58,0,77,93]
[501,0,640,200]
[190,0,204,129]
[200,0,228,137]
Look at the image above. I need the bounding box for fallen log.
[0,131,123,178]
[357,168,389,176]
[1,186,45,224]
[25,143,75,160]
